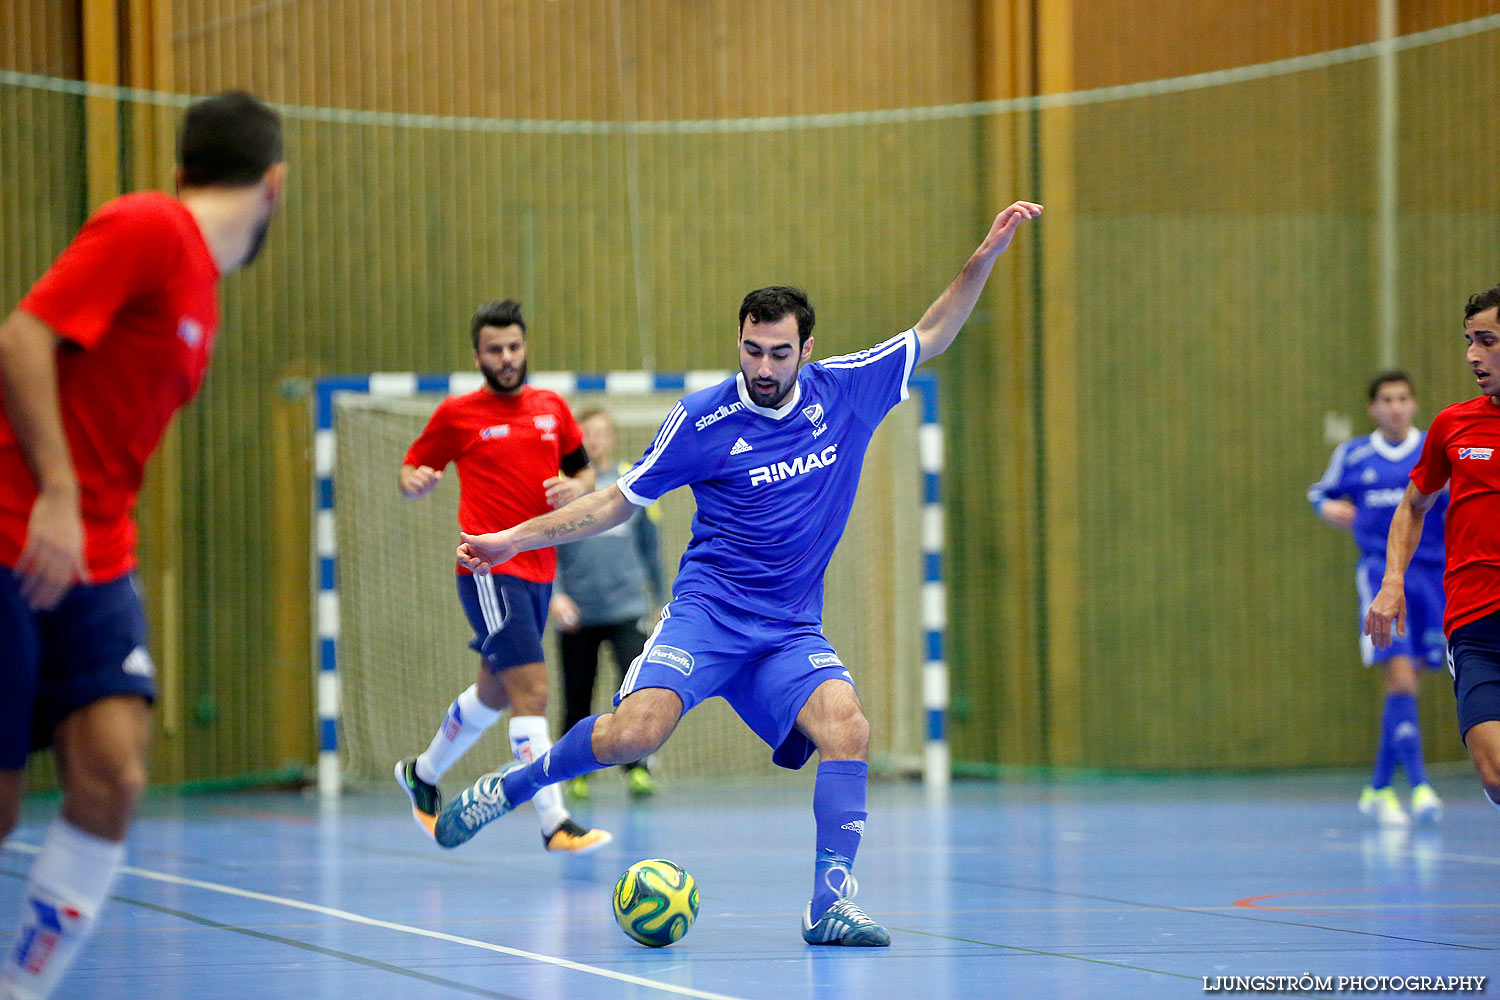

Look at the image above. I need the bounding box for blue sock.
[1371,695,1399,789]
[501,714,602,806]
[1385,692,1427,787]
[810,760,867,922]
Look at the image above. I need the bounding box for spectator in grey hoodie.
[551,410,666,798]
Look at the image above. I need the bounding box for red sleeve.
[1410,410,1452,495]
[555,396,584,456]
[404,399,463,469]
[18,196,177,349]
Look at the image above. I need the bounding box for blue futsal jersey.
[617,329,919,623]
[1308,428,1446,566]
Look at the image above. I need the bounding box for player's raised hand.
[399,464,443,499]
[979,201,1043,259]
[543,475,586,510]
[1364,582,1406,649]
[457,530,518,574]
[16,490,88,610]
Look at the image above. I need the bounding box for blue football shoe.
[801,871,890,947]
[434,763,522,848]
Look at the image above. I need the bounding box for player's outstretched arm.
[914,201,1042,364]
[1364,481,1440,648]
[0,309,88,609]
[457,483,637,573]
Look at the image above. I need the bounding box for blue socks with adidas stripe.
[1386,693,1427,787]
[502,713,602,806]
[1372,692,1425,789]
[811,760,868,922]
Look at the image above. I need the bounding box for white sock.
[416,685,502,784]
[510,715,569,835]
[0,819,125,999]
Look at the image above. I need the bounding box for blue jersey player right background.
[433,200,1042,948]
[1308,371,1447,827]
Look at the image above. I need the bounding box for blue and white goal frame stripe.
[312,369,947,796]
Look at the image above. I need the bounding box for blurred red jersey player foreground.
[0,91,285,1000]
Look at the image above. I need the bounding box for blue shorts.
[1447,610,1500,741]
[616,592,857,770]
[1357,556,1446,668]
[0,571,156,769]
[456,572,552,671]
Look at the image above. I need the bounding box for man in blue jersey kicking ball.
[434,200,1042,947]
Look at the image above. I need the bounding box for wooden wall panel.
[169,1,978,117]
[1070,1,1376,90]
[0,0,81,75]
[1068,0,1500,91]
[1402,0,1500,32]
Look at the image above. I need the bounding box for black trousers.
[560,619,648,770]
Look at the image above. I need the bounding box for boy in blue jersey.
[433,200,1042,947]
[1309,372,1446,826]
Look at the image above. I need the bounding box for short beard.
[744,369,794,409]
[756,383,791,408]
[239,214,272,268]
[483,359,527,394]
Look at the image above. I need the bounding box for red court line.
[1235,886,1500,922]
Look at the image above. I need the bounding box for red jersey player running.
[0,92,284,999]
[393,300,611,853]
[1367,283,1500,812]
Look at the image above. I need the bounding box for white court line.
[2,842,744,1000]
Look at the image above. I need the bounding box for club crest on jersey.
[749,443,838,486]
[480,424,511,440]
[533,414,558,440]
[177,316,203,348]
[645,644,694,675]
[802,402,829,438]
[1459,447,1493,461]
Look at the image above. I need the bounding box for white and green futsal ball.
[612,858,700,947]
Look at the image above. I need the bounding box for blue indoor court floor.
[2,769,1495,1000]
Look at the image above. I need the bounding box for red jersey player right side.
[0,93,284,1000]
[1366,283,1500,811]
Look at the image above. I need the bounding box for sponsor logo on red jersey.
[177,316,204,347]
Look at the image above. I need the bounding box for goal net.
[328,378,926,790]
